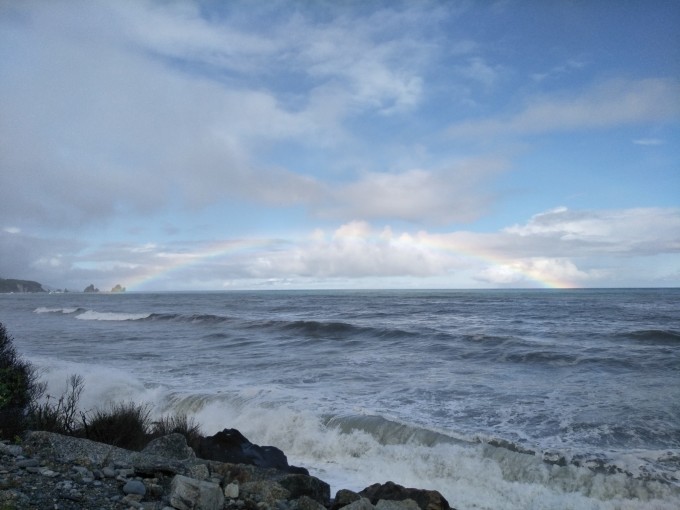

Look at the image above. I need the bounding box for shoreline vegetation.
[1,322,452,510]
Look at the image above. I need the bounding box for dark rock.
[291,494,327,510]
[332,489,361,510]
[359,482,452,510]
[279,473,330,506]
[197,429,308,475]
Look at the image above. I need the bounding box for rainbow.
[123,232,578,291]
[124,238,280,291]
[415,234,579,289]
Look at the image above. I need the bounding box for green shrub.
[82,401,153,450]
[27,374,84,434]
[0,322,44,439]
[151,412,203,449]
[1,324,204,450]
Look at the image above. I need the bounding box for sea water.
[1,289,679,509]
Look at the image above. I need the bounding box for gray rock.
[0,488,29,506]
[240,480,290,506]
[102,466,117,478]
[142,433,196,460]
[124,479,147,496]
[341,498,375,510]
[189,462,210,480]
[224,481,239,499]
[17,458,39,468]
[333,489,361,510]
[73,465,91,476]
[0,443,23,456]
[170,474,225,510]
[279,474,331,506]
[122,493,144,508]
[133,435,199,476]
[292,495,327,510]
[25,431,134,468]
[376,500,421,510]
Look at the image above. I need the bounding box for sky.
[1,0,679,291]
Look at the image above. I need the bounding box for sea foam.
[27,355,680,510]
[74,310,152,321]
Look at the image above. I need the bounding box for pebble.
[123,479,147,496]
[17,458,39,468]
[225,481,240,498]
[102,466,117,478]
[118,468,136,478]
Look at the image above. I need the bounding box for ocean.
[1,289,679,509]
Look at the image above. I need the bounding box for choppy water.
[2,289,679,509]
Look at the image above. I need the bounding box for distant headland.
[0,278,126,293]
[84,283,127,293]
[0,278,45,293]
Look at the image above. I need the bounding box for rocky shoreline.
[0,431,453,510]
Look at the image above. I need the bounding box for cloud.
[323,158,507,224]
[633,138,665,146]
[2,207,678,290]
[448,78,680,138]
[244,221,451,280]
[475,258,599,287]
[501,206,680,255]
[0,1,442,229]
[456,57,502,89]
[115,1,435,114]
[531,59,587,82]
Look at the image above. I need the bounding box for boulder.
[332,489,362,510]
[132,433,198,476]
[196,428,308,474]
[224,480,239,499]
[340,497,375,510]
[359,482,452,510]
[169,474,225,510]
[292,494,328,510]
[123,479,146,496]
[279,473,331,506]
[240,479,290,505]
[376,500,420,510]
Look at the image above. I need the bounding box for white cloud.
[245,221,452,280]
[0,1,445,228]
[456,57,501,89]
[475,258,600,287]
[531,59,587,82]
[633,138,665,146]
[448,78,680,138]
[323,158,506,224]
[2,207,678,289]
[502,207,680,255]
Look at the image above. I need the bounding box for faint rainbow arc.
[124,238,278,291]
[123,234,577,291]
